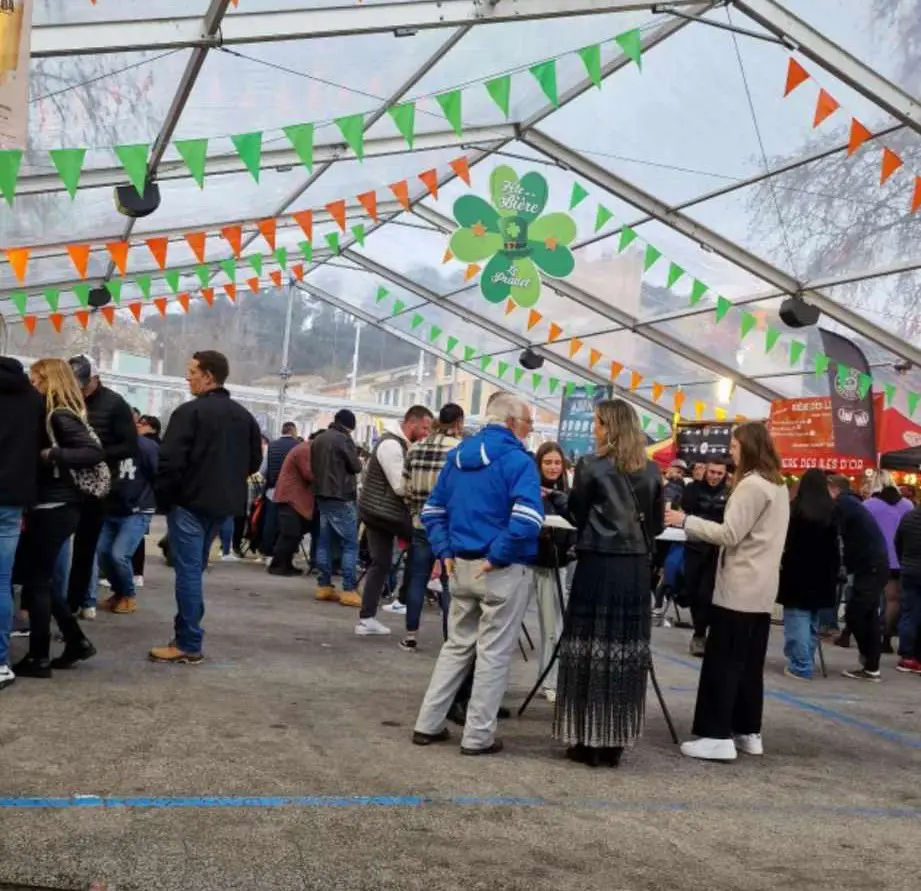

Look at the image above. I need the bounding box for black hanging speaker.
[114,181,161,218]
[779,295,820,328]
[519,348,544,370]
[88,287,110,308]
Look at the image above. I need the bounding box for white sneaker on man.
[221,553,240,563]
[79,607,96,621]
[680,737,737,761]
[134,575,145,588]
[355,618,391,636]
[0,665,15,691]
[733,733,764,756]
[98,578,111,588]
[382,601,406,614]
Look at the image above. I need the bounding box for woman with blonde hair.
[553,399,663,768]
[13,359,103,678]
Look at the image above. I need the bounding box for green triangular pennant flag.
[615,28,643,69]
[283,123,314,172]
[548,377,560,395]
[765,326,781,354]
[43,289,60,312]
[231,132,263,183]
[884,382,897,406]
[446,335,459,353]
[813,352,830,377]
[72,284,90,308]
[485,75,511,118]
[479,355,493,372]
[104,279,123,305]
[375,286,389,304]
[410,313,424,330]
[514,367,525,384]
[248,254,263,276]
[392,299,406,316]
[299,240,313,263]
[136,274,152,300]
[10,291,27,315]
[351,224,365,247]
[789,340,806,366]
[274,248,288,270]
[429,325,443,343]
[0,149,22,205]
[643,244,662,271]
[565,381,576,397]
[594,205,614,232]
[666,262,685,288]
[114,143,150,197]
[617,226,638,252]
[584,384,596,397]
[656,424,669,439]
[164,269,180,294]
[195,264,210,288]
[49,148,86,199]
[641,415,652,431]
[530,60,559,106]
[325,232,340,255]
[174,139,208,188]
[908,392,921,417]
[689,279,708,305]
[220,259,237,281]
[497,361,509,379]
[387,102,416,149]
[714,295,732,323]
[532,373,544,390]
[570,182,589,210]
[577,44,602,87]
[335,113,365,160]
[836,362,851,387]
[435,90,463,137]
[463,346,477,362]
[857,372,873,400]
[739,311,757,340]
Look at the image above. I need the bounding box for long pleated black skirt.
[553,552,651,749]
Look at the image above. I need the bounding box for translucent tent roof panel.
[35,0,207,24]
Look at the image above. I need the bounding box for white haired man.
[412,392,543,755]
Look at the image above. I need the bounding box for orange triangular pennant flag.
[911,177,921,214]
[145,237,168,269]
[527,309,543,331]
[23,315,36,336]
[651,382,665,402]
[610,361,623,381]
[66,244,91,279]
[881,146,903,184]
[293,210,313,242]
[49,313,64,333]
[569,338,583,358]
[221,225,243,258]
[449,157,471,185]
[100,305,116,326]
[7,247,29,283]
[106,241,129,275]
[325,200,347,232]
[673,391,686,413]
[247,276,260,293]
[75,310,90,330]
[505,298,516,316]
[848,118,872,156]
[184,231,207,263]
[783,57,810,96]
[813,89,839,127]
[177,293,190,313]
[547,322,563,343]
[694,400,706,420]
[223,283,237,302]
[463,264,481,282]
[269,270,283,288]
[291,264,304,281]
[418,169,438,199]
[200,287,215,306]
[442,249,454,264]
[128,301,143,322]
[153,297,168,316]
[256,218,277,250]
[629,370,643,390]
[588,348,602,369]
[357,190,379,222]
[389,180,410,210]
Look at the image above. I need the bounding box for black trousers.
[692,605,771,739]
[16,506,87,662]
[132,538,145,576]
[685,546,718,637]
[846,565,886,673]
[233,515,246,553]
[361,525,395,619]
[67,497,107,612]
[270,504,311,569]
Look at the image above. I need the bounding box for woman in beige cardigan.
[665,422,789,762]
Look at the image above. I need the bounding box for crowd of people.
[2,347,920,768]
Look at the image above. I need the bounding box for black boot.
[51,638,97,670]
[13,656,52,679]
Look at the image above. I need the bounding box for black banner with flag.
[819,328,875,464]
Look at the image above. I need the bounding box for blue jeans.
[405,527,449,636]
[219,516,234,556]
[316,498,357,592]
[168,506,224,655]
[783,607,819,679]
[0,507,23,667]
[898,573,921,658]
[97,514,151,599]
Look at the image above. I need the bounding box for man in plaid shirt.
[399,403,465,652]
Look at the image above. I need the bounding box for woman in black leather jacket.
[13,359,103,678]
[553,399,663,767]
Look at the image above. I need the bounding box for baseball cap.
[68,355,96,387]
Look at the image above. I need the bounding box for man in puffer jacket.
[412,392,543,756]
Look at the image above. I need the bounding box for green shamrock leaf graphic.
[448,164,577,308]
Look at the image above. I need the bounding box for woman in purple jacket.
[863,471,914,653]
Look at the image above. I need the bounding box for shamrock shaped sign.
[449,165,577,308]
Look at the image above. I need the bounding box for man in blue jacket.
[412,392,543,756]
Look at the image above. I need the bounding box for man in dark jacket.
[66,355,138,616]
[0,357,43,689]
[151,350,262,664]
[260,422,300,560]
[828,475,889,682]
[309,409,363,606]
[894,506,921,673]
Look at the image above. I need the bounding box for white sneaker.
[680,737,737,761]
[542,688,557,704]
[382,601,406,614]
[0,665,15,690]
[79,607,96,621]
[98,578,111,588]
[134,576,145,588]
[355,617,391,636]
[221,553,240,562]
[733,733,764,756]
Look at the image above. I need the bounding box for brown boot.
[149,645,203,665]
[315,586,340,603]
[339,590,362,608]
[112,598,137,615]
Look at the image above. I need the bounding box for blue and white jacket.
[421,425,543,567]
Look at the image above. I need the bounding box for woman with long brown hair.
[666,421,790,761]
[13,359,103,678]
[553,399,663,768]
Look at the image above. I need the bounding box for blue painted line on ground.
[654,649,921,750]
[665,685,862,702]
